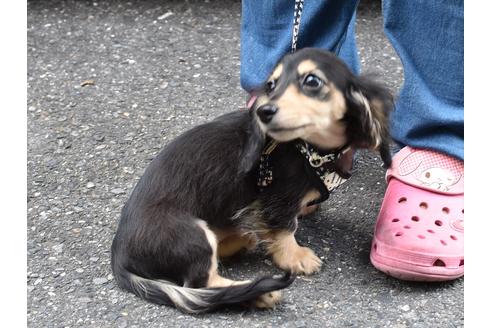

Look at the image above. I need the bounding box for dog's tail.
[112,262,295,313]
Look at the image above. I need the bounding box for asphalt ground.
[27,0,464,327]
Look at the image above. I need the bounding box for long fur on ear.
[344,74,394,168]
[238,110,266,174]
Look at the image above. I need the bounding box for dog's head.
[251,48,394,167]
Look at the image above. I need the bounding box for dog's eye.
[302,74,323,90]
[265,80,276,94]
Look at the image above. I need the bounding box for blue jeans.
[240,0,464,161]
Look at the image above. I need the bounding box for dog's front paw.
[272,245,322,275]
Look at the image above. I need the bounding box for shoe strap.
[386,147,464,195]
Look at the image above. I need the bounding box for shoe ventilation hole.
[440,240,447,246]
[373,244,377,250]
[427,229,435,234]
[418,235,426,239]
[419,202,428,209]
[392,218,400,223]
[433,259,446,267]
[435,220,443,226]
[411,216,420,222]
[450,235,458,241]
[442,207,450,214]
[398,197,407,204]
[459,259,464,266]
[395,232,404,237]
[404,225,411,229]
[462,209,464,214]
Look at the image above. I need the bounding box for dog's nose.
[256,105,278,124]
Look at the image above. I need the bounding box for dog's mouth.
[268,124,312,133]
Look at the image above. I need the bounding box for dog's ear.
[344,75,394,168]
[238,112,265,174]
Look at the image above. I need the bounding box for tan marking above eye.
[270,64,284,81]
[297,60,318,75]
[297,61,329,86]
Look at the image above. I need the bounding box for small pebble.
[93,277,108,285]
[294,320,307,328]
[111,188,125,195]
[400,304,410,312]
[157,12,173,20]
[52,244,64,254]
[73,206,83,213]
[93,134,105,142]
[115,317,128,328]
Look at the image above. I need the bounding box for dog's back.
[121,110,261,228]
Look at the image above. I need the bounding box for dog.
[111,48,393,313]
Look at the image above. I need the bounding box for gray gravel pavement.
[27,0,463,327]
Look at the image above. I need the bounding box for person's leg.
[383,0,464,160]
[240,0,360,93]
[370,0,464,281]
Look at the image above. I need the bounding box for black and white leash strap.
[291,0,305,53]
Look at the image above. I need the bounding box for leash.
[291,0,304,53]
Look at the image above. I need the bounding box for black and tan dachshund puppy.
[111,48,393,313]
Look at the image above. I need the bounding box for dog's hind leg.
[194,220,249,287]
[113,213,292,312]
[195,221,282,309]
[216,233,258,258]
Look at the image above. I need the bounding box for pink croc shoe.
[370,146,464,281]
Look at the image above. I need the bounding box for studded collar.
[257,139,352,205]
